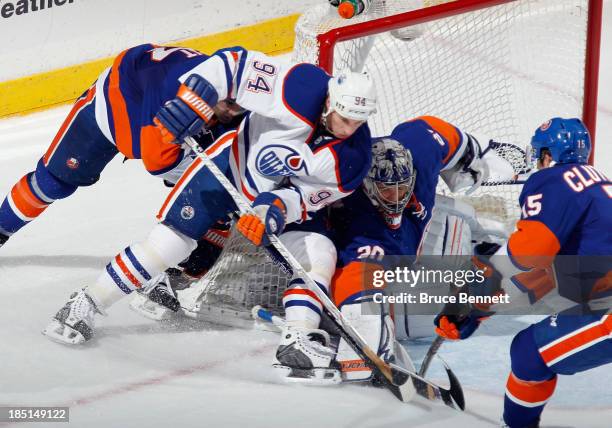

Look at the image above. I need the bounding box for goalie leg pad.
[335,303,397,382]
[420,195,475,257]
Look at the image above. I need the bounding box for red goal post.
[315,0,602,164]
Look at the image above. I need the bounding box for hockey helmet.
[530,117,591,166]
[326,70,377,122]
[364,137,416,218]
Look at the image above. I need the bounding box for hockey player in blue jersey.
[42,47,378,346]
[274,116,494,382]
[434,118,611,428]
[0,44,245,249]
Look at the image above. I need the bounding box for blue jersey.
[95,44,212,174]
[510,163,611,257]
[506,163,611,303]
[331,116,469,267]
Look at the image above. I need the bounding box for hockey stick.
[184,136,464,410]
[417,336,445,377]
[252,305,285,330]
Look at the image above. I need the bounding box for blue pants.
[0,86,117,237]
[504,311,612,427]
[43,87,118,186]
[156,133,238,240]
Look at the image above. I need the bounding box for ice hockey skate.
[43,289,104,345]
[273,325,342,385]
[129,272,182,321]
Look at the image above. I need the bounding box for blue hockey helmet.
[530,118,591,165]
[363,137,416,216]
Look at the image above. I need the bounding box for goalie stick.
[418,336,445,377]
[184,136,464,410]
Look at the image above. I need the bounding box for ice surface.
[1,3,611,426]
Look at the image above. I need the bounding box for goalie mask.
[363,138,416,229]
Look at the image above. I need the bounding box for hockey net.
[179,227,291,326]
[295,0,600,226]
[180,0,601,326]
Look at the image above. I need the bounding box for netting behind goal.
[179,226,291,326]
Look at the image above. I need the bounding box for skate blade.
[129,293,174,321]
[273,364,342,386]
[42,319,87,345]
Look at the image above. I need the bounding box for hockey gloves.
[434,241,502,340]
[237,193,287,247]
[154,74,219,144]
[434,310,489,340]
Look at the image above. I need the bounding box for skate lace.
[69,291,98,321]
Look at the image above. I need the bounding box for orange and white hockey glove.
[237,193,287,246]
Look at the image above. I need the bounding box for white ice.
[1,5,612,427]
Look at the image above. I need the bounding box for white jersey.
[182,48,372,223]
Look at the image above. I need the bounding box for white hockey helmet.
[327,70,377,121]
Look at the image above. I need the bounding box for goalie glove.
[440,133,489,195]
[154,74,219,144]
[237,192,287,246]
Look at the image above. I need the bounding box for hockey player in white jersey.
[43,46,378,345]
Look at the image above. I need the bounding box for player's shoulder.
[283,63,331,126]
[526,163,610,197]
[521,164,568,193]
[391,116,458,177]
[391,115,458,160]
[327,125,373,192]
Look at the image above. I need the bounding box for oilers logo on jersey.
[255,145,309,177]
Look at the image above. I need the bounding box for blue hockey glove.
[154,74,219,144]
[237,193,287,247]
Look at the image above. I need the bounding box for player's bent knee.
[280,231,337,285]
[35,159,78,200]
[510,326,554,382]
[145,223,198,268]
